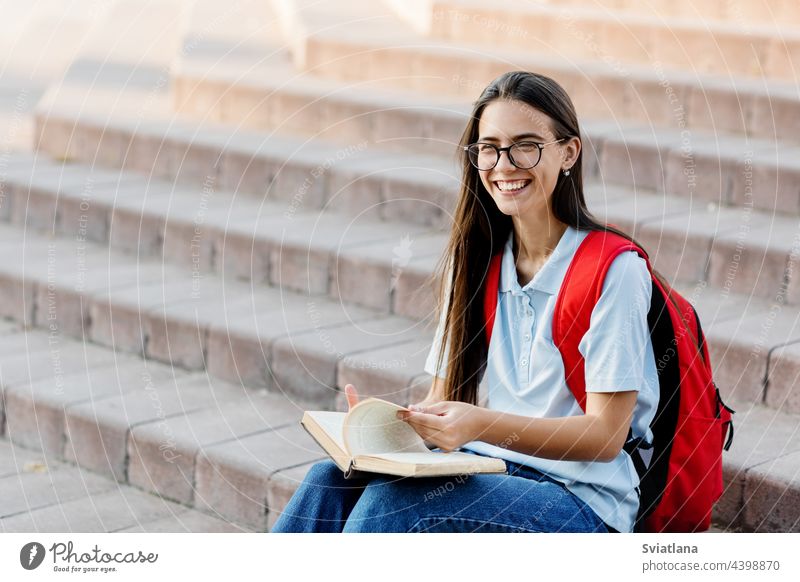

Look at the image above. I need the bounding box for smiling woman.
[271,71,679,534]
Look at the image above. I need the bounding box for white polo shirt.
[423,225,660,533]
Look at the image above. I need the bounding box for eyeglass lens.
[468,143,541,170]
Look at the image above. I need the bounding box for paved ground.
[0,436,252,532]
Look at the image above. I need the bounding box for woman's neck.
[512,217,568,264]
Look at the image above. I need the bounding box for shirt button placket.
[519,294,534,384]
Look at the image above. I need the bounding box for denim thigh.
[271,459,371,533]
[342,450,608,533]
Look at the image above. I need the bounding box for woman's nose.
[493,148,517,172]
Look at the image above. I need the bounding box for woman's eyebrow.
[477,132,544,142]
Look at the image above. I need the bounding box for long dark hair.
[428,70,678,405]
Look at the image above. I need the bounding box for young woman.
[272,70,663,534]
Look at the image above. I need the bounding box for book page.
[366,451,480,465]
[344,398,429,457]
[305,411,347,452]
[352,450,507,477]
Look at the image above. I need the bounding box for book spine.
[343,459,370,480]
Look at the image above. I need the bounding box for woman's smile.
[493,178,532,195]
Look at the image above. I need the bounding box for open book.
[301,397,507,478]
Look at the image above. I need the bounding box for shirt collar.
[499,225,582,295]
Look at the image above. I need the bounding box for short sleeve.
[578,250,653,393]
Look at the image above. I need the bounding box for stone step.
[172,28,800,150]
[33,0,186,124]
[170,0,294,112]
[550,0,800,29]
[274,0,412,67]
[0,436,248,532]
[711,400,800,532]
[0,152,448,322]
[172,60,466,159]
[0,219,435,410]
[2,321,798,532]
[4,163,800,418]
[178,0,288,67]
[168,62,800,219]
[8,0,798,537]
[20,112,800,310]
[0,0,105,150]
[390,0,800,82]
[33,107,460,228]
[0,320,411,531]
[39,92,800,223]
[281,2,800,147]
[70,0,183,72]
[0,217,797,532]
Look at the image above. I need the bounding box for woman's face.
[475,99,577,219]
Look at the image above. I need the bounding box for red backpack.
[483,227,734,532]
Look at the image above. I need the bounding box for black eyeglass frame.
[462,138,566,171]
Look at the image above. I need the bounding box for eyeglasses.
[463,139,565,171]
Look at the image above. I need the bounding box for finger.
[404,421,438,443]
[415,429,453,452]
[402,410,446,431]
[344,384,359,409]
[402,420,454,451]
[408,401,449,415]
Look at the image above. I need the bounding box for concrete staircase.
[1,0,799,532]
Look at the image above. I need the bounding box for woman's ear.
[563,136,581,169]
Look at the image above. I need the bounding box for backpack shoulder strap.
[552,229,649,412]
[482,227,651,412]
[483,251,504,346]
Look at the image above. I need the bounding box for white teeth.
[495,180,530,192]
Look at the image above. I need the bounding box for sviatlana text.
[642,543,698,554]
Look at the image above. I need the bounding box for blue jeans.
[271,449,612,533]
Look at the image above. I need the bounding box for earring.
[562,168,571,176]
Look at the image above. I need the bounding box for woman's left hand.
[396,401,487,452]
